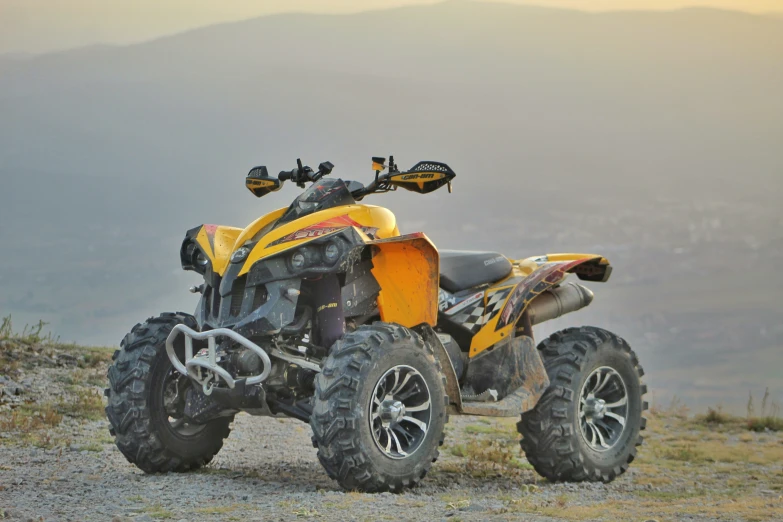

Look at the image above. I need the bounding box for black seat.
[439,250,513,293]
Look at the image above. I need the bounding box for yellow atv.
[105,157,647,491]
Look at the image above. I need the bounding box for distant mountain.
[1,2,781,410]
[2,0,782,54]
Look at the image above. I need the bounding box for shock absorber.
[311,274,345,350]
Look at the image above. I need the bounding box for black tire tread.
[310,322,448,492]
[105,312,232,473]
[517,326,647,483]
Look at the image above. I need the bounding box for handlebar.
[278,159,334,187]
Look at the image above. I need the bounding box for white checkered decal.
[449,287,512,333]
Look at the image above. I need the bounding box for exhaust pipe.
[527,282,594,326]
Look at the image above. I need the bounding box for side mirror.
[245,166,282,197]
[372,157,386,172]
[318,161,334,176]
[388,161,456,194]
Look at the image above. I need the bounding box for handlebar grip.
[278,170,295,181]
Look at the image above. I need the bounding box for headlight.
[323,242,340,262]
[194,251,209,267]
[291,252,306,270]
[231,246,251,264]
[180,231,211,275]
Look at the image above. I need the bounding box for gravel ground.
[1,413,651,522]
[2,339,782,522]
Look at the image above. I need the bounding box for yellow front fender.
[369,233,439,328]
[193,224,243,276]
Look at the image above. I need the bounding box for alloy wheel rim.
[369,365,432,459]
[578,366,628,451]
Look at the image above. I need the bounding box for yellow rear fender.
[469,254,611,357]
[514,253,612,283]
[369,233,439,328]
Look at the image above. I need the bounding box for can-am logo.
[484,256,506,266]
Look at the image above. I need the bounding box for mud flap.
[461,335,550,417]
[417,325,462,412]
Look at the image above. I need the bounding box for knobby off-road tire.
[105,312,233,473]
[517,326,647,482]
[311,323,449,492]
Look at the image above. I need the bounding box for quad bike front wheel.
[310,323,449,492]
[517,326,647,482]
[105,312,233,473]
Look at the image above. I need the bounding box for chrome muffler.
[526,282,594,326]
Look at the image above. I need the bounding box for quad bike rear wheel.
[105,312,233,473]
[310,323,449,492]
[517,326,647,482]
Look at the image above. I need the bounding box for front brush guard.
[165,324,272,395]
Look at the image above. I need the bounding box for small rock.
[0,379,23,396]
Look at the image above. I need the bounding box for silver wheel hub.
[583,397,607,420]
[578,366,628,452]
[369,365,432,460]
[379,399,406,427]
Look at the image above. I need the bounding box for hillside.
[1,1,782,409]
[1,331,782,520]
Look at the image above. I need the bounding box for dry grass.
[502,496,783,521]
[141,504,174,519]
[0,403,62,432]
[292,507,320,517]
[0,402,66,449]
[442,420,532,478]
[0,314,113,371]
[56,387,105,421]
[748,416,783,432]
[436,403,783,521]
[700,405,735,425]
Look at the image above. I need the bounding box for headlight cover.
[291,252,306,270]
[323,241,340,263]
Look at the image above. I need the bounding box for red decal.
[267,215,364,247]
[496,259,591,330]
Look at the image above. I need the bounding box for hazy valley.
[1,1,782,411]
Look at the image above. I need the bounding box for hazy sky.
[1,0,781,54]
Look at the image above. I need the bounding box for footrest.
[461,385,541,417]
